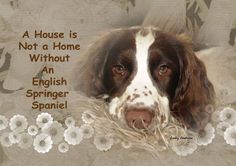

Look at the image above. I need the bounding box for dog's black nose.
[125,108,154,129]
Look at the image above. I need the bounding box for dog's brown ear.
[72,35,110,96]
[171,34,215,132]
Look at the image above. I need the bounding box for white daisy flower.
[9,115,28,132]
[93,135,114,151]
[28,125,39,136]
[216,122,231,136]
[224,126,236,146]
[196,123,215,146]
[65,117,75,127]
[58,142,69,153]
[64,126,83,145]
[121,141,132,149]
[0,115,8,130]
[80,124,94,139]
[36,112,53,128]
[18,133,33,149]
[33,133,53,153]
[42,121,64,144]
[9,132,20,144]
[171,139,197,156]
[219,107,236,124]
[211,111,221,123]
[81,111,96,124]
[0,132,13,147]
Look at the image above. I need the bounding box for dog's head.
[75,27,215,132]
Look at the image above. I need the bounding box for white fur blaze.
[109,29,170,126]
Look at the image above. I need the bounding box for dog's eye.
[112,64,126,76]
[158,64,170,76]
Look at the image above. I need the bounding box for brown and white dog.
[74,27,215,132]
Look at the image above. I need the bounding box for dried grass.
[68,92,189,157]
